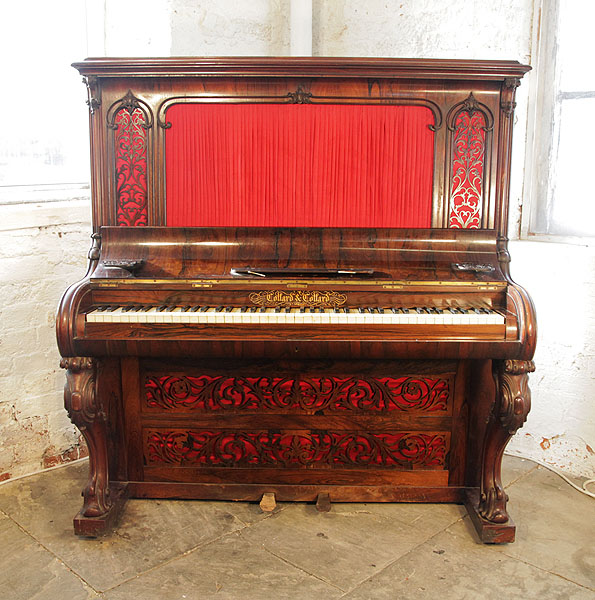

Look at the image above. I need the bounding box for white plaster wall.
[0,201,91,480]
[2,0,593,479]
[168,0,291,56]
[510,241,595,477]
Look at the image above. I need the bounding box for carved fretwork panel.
[113,108,148,226]
[145,430,449,469]
[447,94,494,229]
[144,374,452,414]
[106,91,154,226]
[449,111,486,228]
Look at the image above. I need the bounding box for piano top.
[72,57,531,81]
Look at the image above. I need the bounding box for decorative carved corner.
[83,76,101,114]
[87,232,102,262]
[499,359,535,434]
[501,78,521,117]
[497,235,511,275]
[287,86,313,104]
[61,357,112,518]
[477,359,535,524]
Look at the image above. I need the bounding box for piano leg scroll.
[61,357,128,536]
[466,359,535,543]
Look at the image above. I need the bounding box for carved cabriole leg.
[61,357,126,535]
[466,359,535,543]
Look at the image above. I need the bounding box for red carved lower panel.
[144,375,451,413]
[144,430,449,470]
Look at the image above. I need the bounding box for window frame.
[521,0,595,244]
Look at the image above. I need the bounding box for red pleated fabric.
[165,104,434,228]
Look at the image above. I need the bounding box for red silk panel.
[165,104,435,228]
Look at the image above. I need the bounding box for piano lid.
[90,226,505,283]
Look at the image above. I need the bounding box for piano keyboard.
[86,305,505,325]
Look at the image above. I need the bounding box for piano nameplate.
[249,290,347,308]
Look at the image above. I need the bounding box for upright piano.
[57,58,536,543]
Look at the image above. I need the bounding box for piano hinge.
[192,283,213,288]
[382,284,404,290]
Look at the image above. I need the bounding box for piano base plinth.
[73,482,129,537]
[464,489,516,544]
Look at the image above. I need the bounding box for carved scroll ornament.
[478,359,535,524]
[61,357,112,518]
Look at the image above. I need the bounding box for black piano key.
[142,305,153,312]
[225,306,234,312]
[181,305,191,312]
[96,305,108,312]
[215,306,224,312]
[240,306,248,312]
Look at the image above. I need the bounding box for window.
[526,0,595,239]
[0,1,89,203]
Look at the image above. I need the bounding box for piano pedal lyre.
[259,492,277,512]
[315,492,331,513]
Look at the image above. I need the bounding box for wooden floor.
[0,456,593,599]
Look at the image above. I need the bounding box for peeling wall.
[1,0,593,479]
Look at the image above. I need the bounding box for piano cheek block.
[58,57,536,542]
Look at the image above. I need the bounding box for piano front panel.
[122,359,463,490]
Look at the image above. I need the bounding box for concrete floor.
[0,456,593,599]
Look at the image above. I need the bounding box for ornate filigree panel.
[107,91,153,227]
[144,375,451,413]
[145,430,448,469]
[113,108,148,226]
[448,110,487,229]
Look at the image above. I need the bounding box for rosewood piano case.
[57,58,536,543]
